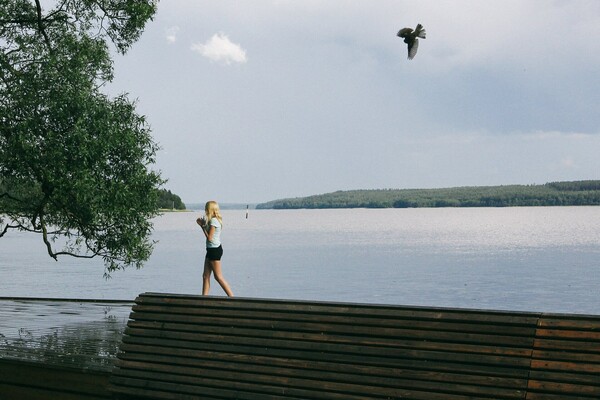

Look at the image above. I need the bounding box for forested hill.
[256,180,600,209]
[157,189,186,210]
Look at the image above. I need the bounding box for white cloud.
[191,33,247,65]
[165,26,179,44]
[524,131,595,141]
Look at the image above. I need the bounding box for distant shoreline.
[256,180,600,209]
[185,203,257,211]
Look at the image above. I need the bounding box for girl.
[196,201,234,297]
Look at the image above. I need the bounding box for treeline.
[256,180,600,209]
[157,189,186,210]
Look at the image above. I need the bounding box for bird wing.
[397,27,413,38]
[415,24,426,39]
[407,38,419,59]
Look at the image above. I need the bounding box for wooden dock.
[2,295,599,399]
[112,293,600,400]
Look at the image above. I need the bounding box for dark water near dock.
[0,298,131,370]
[1,207,600,314]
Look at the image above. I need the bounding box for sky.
[106,0,600,204]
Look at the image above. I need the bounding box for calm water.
[1,207,600,314]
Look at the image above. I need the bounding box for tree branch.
[39,221,99,260]
[34,0,53,50]
[36,208,101,261]
[43,0,69,22]
[39,214,58,261]
[0,223,15,238]
[0,0,68,26]
[0,56,20,77]
[0,192,24,203]
[50,251,96,259]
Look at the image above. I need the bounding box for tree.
[0,0,163,274]
[157,189,186,210]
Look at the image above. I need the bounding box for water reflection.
[0,299,131,371]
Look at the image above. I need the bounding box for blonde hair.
[204,201,223,226]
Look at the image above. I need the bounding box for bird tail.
[415,24,426,39]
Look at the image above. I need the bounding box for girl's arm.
[196,218,215,241]
[204,225,215,242]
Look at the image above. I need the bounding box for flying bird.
[397,24,426,60]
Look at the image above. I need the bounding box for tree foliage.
[0,0,162,274]
[157,189,185,210]
[256,181,600,209]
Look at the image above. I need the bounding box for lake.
[1,207,599,314]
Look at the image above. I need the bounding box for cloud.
[165,26,179,44]
[191,33,247,65]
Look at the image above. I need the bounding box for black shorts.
[206,245,223,261]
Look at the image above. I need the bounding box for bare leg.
[202,258,212,295]
[210,260,234,297]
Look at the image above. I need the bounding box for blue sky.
[107,1,600,204]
